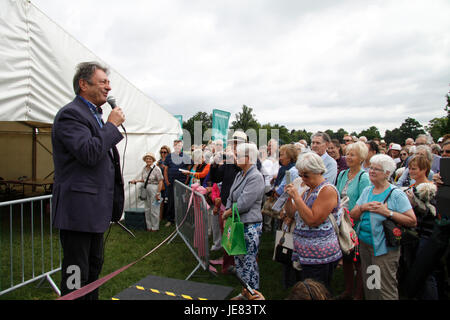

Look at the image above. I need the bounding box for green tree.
[258,123,291,145]
[335,128,349,143]
[384,128,403,145]
[399,117,425,141]
[425,117,448,141]
[230,105,260,132]
[182,111,212,144]
[325,129,335,140]
[359,126,382,141]
[384,117,425,144]
[444,92,450,134]
[290,129,312,144]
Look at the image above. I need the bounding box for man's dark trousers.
[59,230,104,300]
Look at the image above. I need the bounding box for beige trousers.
[144,184,160,231]
[359,241,401,300]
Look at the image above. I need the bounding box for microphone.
[107,95,117,109]
[106,95,125,131]
[227,266,255,296]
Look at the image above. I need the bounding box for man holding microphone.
[52,61,125,299]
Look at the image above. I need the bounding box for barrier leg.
[185,263,202,281]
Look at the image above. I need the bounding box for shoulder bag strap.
[317,182,340,234]
[336,169,347,186]
[143,166,155,188]
[328,213,339,236]
[383,186,396,204]
[358,170,364,183]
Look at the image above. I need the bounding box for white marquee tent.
[0,0,182,207]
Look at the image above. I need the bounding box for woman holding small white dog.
[349,154,416,300]
[404,155,438,299]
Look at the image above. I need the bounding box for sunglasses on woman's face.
[160,150,168,154]
[299,172,310,179]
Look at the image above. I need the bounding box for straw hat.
[227,131,248,143]
[142,152,156,162]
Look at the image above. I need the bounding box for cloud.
[31,0,450,136]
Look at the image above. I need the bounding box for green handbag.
[221,203,247,255]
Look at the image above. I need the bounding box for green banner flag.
[174,115,183,139]
[212,109,231,147]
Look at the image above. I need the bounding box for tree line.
[182,93,450,146]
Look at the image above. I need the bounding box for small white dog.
[409,182,437,216]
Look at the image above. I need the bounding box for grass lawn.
[0,218,345,300]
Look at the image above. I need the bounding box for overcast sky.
[31,0,450,136]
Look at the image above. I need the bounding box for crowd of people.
[51,61,449,301]
[131,130,450,300]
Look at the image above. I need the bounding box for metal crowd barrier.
[168,180,211,280]
[0,195,61,296]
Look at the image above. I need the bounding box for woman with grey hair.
[222,143,265,298]
[350,154,416,300]
[283,152,342,289]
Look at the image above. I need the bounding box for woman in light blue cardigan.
[335,141,371,300]
[350,154,416,300]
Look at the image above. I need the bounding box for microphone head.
[107,96,117,108]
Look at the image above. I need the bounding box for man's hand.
[107,107,125,127]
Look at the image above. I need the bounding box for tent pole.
[32,127,37,192]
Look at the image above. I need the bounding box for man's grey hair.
[414,145,433,162]
[311,131,331,143]
[416,134,432,145]
[73,61,109,95]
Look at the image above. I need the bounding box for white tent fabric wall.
[0,0,182,215]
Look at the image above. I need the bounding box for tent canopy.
[0,0,182,199]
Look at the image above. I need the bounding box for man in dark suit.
[52,61,125,299]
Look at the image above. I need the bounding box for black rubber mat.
[112,275,233,300]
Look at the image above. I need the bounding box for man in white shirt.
[261,139,280,232]
[311,132,337,184]
[261,139,280,190]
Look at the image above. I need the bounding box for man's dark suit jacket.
[51,96,124,233]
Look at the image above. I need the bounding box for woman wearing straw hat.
[130,152,164,232]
